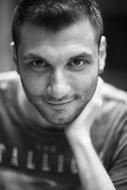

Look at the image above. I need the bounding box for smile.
[45,98,74,105]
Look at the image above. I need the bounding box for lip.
[45,98,74,106]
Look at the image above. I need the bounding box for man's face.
[16,20,105,127]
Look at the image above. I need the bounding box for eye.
[68,59,88,70]
[31,59,47,68]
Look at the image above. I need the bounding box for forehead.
[19,20,97,57]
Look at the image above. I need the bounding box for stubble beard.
[21,79,97,129]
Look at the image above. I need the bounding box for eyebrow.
[68,52,92,62]
[23,52,92,63]
[23,53,46,61]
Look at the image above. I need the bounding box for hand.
[65,78,103,141]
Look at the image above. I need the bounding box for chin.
[41,107,83,128]
[45,116,73,127]
[38,109,75,126]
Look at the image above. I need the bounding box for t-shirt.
[0,71,127,190]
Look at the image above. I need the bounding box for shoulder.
[0,70,20,85]
[0,70,22,113]
[92,80,127,155]
[98,80,127,124]
[100,80,127,130]
[97,81,127,170]
[101,81,127,105]
[0,71,27,131]
[0,71,21,95]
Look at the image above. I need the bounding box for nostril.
[46,83,71,99]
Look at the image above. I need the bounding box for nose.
[46,69,71,99]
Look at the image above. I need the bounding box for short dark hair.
[12,0,104,48]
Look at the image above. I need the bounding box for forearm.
[66,133,116,190]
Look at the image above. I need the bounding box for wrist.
[65,127,92,150]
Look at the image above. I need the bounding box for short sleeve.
[109,123,127,190]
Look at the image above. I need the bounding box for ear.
[11,41,20,73]
[98,36,107,75]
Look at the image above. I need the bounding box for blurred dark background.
[0,0,127,90]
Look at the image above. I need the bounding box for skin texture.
[15,20,105,128]
[13,18,117,190]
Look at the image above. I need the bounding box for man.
[0,0,127,189]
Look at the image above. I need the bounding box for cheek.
[20,72,48,96]
[70,68,98,94]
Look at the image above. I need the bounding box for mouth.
[45,98,74,106]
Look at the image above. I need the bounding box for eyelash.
[67,59,89,70]
[26,58,89,71]
[26,59,50,71]
[30,60,48,67]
